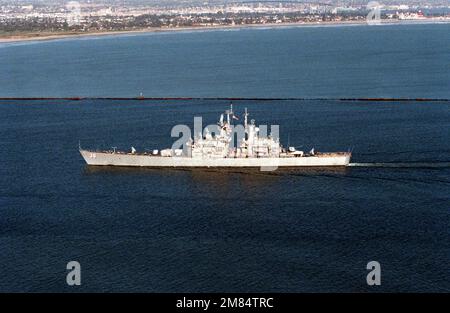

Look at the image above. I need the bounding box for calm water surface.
[0,23,449,98]
[0,99,449,292]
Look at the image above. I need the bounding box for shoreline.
[1,19,449,44]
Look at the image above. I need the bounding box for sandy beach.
[1,19,449,44]
[0,20,379,44]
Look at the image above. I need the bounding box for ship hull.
[80,150,351,168]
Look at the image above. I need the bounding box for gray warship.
[80,105,351,168]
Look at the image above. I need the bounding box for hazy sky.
[6,0,450,5]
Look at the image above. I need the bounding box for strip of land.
[1,97,449,102]
[1,19,449,44]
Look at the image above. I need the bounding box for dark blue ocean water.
[0,24,449,292]
[0,99,449,292]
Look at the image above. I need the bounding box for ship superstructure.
[186,106,281,159]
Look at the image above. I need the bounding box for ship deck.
[85,149,351,159]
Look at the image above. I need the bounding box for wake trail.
[349,162,450,169]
